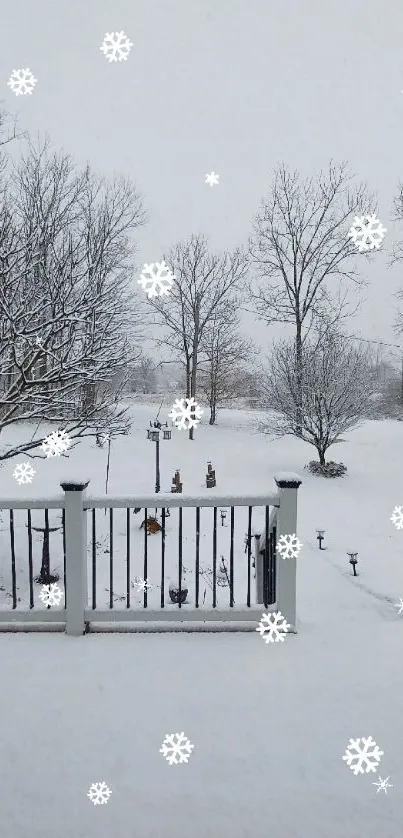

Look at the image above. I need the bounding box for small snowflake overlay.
[39,583,63,607]
[372,776,393,795]
[256,611,290,643]
[132,577,153,592]
[276,533,303,560]
[138,261,175,299]
[7,68,37,96]
[87,782,112,805]
[13,462,36,485]
[342,736,384,775]
[390,505,403,530]
[100,32,133,62]
[169,397,203,431]
[394,597,403,615]
[347,214,387,252]
[160,732,194,765]
[205,171,219,187]
[41,429,71,458]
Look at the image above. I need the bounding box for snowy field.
[0,403,402,837]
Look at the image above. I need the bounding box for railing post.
[274,472,302,631]
[254,533,264,603]
[60,480,90,636]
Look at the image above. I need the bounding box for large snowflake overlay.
[87,782,112,805]
[347,214,387,252]
[276,533,303,560]
[41,429,71,458]
[390,505,403,530]
[160,732,194,765]
[342,737,384,775]
[7,68,37,96]
[256,611,290,643]
[100,32,133,62]
[138,261,176,299]
[205,171,219,187]
[39,583,63,607]
[169,397,203,431]
[13,462,36,485]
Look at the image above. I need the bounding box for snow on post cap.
[60,479,90,491]
[274,472,302,488]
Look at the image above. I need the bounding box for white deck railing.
[0,472,302,635]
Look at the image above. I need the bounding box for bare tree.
[0,138,146,460]
[198,305,255,423]
[249,161,376,434]
[129,353,158,394]
[260,329,376,469]
[147,234,248,438]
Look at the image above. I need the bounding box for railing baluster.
[143,508,148,608]
[161,508,165,608]
[27,509,34,609]
[109,508,113,609]
[229,507,234,607]
[212,508,217,608]
[62,509,67,608]
[178,507,183,609]
[92,509,96,609]
[9,510,17,609]
[264,506,269,608]
[247,506,252,607]
[126,508,130,608]
[195,507,200,608]
[272,525,277,605]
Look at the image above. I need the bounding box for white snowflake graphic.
[169,397,203,431]
[41,429,71,458]
[394,597,403,615]
[132,576,153,592]
[137,261,175,299]
[38,583,63,607]
[342,737,384,775]
[276,533,303,560]
[100,32,133,62]
[347,214,387,252]
[256,611,290,643]
[205,171,219,187]
[390,505,403,530]
[159,732,194,765]
[13,462,36,485]
[372,776,393,795]
[35,335,44,347]
[87,781,112,805]
[7,68,37,96]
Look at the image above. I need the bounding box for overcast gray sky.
[2,0,403,362]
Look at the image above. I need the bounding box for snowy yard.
[0,404,402,837]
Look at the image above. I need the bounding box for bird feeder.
[347,551,358,576]
[316,529,325,550]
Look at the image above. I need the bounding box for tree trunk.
[295,318,303,437]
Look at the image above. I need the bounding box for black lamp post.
[316,529,325,550]
[347,551,358,576]
[147,419,171,494]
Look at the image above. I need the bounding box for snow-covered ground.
[0,404,402,837]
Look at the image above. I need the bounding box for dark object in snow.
[316,529,326,550]
[347,552,359,576]
[169,580,188,603]
[140,515,162,534]
[30,520,61,586]
[206,461,216,488]
[132,507,142,514]
[305,460,347,478]
[171,469,182,493]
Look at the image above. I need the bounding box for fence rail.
[0,472,302,635]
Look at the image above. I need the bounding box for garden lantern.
[220,509,227,527]
[316,529,325,550]
[347,551,358,576]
